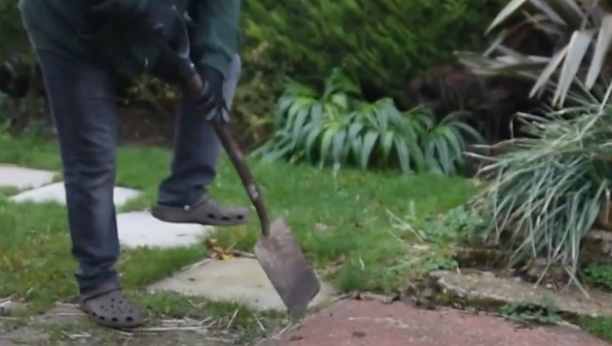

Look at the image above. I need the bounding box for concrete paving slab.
[148,257,336,311]
[430,270,612,318]
[117,211,213,248]
[0,340,18,346]
[33,303,86,326]
[1,326,49,345]
[260,300,610,346]
[9,182,141,207]
[0,164,56,190]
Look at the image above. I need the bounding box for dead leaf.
[204,238,218,248]
[211,247,234,260]
[204,239,235,260]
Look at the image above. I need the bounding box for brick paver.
[260,300,610,346]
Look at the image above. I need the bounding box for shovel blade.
[254,217,321,318]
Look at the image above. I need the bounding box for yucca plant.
[251,68,482,175]
[456,0,612,107]
[470,83,612,288]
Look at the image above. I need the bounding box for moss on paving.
[0,131,479,330]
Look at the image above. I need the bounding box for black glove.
[145,0,181,42]
[193,65,229,123]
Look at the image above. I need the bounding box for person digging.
[18,0,247,329]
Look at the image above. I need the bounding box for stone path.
[149,257,336,311]
[0,164,337,312]
[1,164,215,251]
[2,163,611,346]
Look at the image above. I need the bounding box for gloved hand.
[145,0,181,42]
[193,64,230,123]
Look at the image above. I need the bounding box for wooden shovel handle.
[209,117,271,236]
[179,57,271,237]
[151,24,271,236]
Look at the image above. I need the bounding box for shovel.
[151,14,321,318]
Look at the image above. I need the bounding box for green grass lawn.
[0,130,479,321]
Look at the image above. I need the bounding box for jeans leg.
[157,55,242,207]
[36,49,120,294]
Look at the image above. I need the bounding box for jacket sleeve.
[188,0,241,79]
[87,0,150,17]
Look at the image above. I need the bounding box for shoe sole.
[150,204,249,226]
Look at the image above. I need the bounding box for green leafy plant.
[251,68,483,175]
[386,204,487,278]
[499,297,561,325]
[457,0,612,107]
[422,109,485,175]
[470,85,612,287]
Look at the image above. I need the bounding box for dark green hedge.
[240,0,507,107]
[0,1,29,60]
[0,0,506,118]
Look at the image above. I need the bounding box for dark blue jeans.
[36,49,242,293]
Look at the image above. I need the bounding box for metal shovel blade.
[254,217,321,319]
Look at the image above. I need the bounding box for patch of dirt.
[115,105,176,148]
[15,104,257,150]
[14,104,176,148]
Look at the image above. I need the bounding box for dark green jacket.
[18,0,241,78]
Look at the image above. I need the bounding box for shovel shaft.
[189,74,271,236]
[153,27,272,237]
[210,115,272,236]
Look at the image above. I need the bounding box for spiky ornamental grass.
[457,0,612,108]
[472,96,612,288]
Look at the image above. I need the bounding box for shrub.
[252,68,483,175]
[408,64,542,143]
[242,0,508,107]
[470,88,612,287]
[0,1,30,61]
